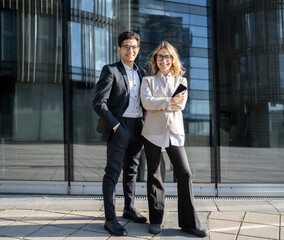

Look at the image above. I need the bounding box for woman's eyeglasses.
[156,55,172,61]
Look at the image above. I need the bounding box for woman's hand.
[169,90,186,105]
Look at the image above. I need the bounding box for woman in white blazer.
[140,41,208,238]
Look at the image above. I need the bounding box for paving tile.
[50,212,94,229]
[64,229,110,239]
[117,212,133,224]
[68,210,103,218]
[152,234,162,240]
[163,212,178,228]
[25,225,77,240]
[195,199,218,212]
[113,199,124,211]
[209,219,240,234]
[80,211,129,234]
[108,235,141,240]
[0,198,52,209]
[281,226,284,239]
[21,198,55,210]
[80,217,107,234]
[1,237,21,240]
[161,212,209,239]
[160,228,209,240]
[269,200,284,212]
[163,211,208,228]
[215,200,277,212]
[209,211,244,222]
[209,231,236,240]
[0,218,15,228]
[123,221,152,238]
[0,197,284,239]
[238,222,279,239]
[244,212,279,226]
[22,210,67,224]
[0,221,43,238]
[132,199,149,211]
[280,213,284,227]
[164,200,178,212]
[7,198,54,210]
[44,199,103,211]
[198,211,210,224]
[0,209,37,220]
[237,236,274,240]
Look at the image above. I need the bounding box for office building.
[0,0,283,196]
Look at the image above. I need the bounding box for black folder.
[172,84,187,97]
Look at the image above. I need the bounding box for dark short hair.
[118,31,140,47]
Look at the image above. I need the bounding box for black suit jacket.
[92,61,146,141]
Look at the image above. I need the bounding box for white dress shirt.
[122,61,143,118]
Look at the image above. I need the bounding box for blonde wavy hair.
[150,41,185,77]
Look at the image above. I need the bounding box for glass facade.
[70,0,119,181]
[0,0,64,181]
[216,0,284,183]
[131,0,212,182]
[0,0,283,195]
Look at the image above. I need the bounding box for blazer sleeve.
[92,65,120,129]
[140,76,171,111]
[168,77,188,111]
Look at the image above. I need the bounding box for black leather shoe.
[122,208,147,223]
[181,228,208,237]
[104,219,127,236]
[149,223,161,234]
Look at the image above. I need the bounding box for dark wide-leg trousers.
[103,117,143,221]
[143,137,201,229]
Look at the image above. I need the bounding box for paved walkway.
[0,195,284,239]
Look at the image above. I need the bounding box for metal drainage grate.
[0,194,284,201]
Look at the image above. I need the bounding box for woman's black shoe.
[149,223,161,234]
[181,228,208,237]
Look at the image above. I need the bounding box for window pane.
[71,0,117,182]
[192,36,208,48]
[190,25,208,38]
[81,0,94,12]
[189,0,207,7]
[135,0,213,183]
[190,57,209,68]
[190,79,209,90]
[190,14,207,26]
[190,68,209,79]
[217,1,284,183]
[0,2,64,181]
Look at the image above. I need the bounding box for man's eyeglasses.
[156,55,172,61]
[121,45,140,51]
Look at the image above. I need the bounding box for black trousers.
[103,117,143,221]
[143,137,201,229]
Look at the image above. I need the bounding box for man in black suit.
[92,31,147,236]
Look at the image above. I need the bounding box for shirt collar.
[158,71,172,78]
[121,60,138,72]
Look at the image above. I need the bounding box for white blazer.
[140,72,187,137]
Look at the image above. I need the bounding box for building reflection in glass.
[217,0,284,183]
[70,0,213,183]
[132,0,212,182]
[0,0,64,181]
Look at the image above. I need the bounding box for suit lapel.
[117,61,129,93]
